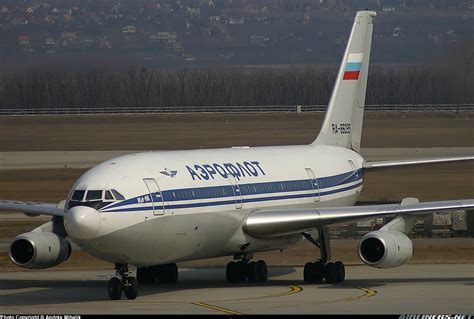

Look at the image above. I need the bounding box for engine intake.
[9,232,71,269]
[358,230,413,269]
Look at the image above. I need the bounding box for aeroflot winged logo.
[186,161,265,181]
[160,168,178,178]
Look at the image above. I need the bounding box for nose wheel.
[108,264,138,300]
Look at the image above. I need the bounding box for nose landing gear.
[108,263,138,300]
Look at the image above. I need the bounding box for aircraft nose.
[64,206,101,240]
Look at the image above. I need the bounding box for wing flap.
[0,200,64,217]
[244,199,474,239]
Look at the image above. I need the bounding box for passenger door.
[305,168,320,202]
[227,175,243,209]
[143,178,165,215]
[348,160,360,180]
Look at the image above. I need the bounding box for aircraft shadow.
[0,267,296,306]
[0,267,472,306]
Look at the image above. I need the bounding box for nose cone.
[65,206,101,240]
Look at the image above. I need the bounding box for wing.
[244,199,474,238]
[363,155,474,170]
[0,200,65,217]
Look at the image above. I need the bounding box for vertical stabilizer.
[312,11,376,152]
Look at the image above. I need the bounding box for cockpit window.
[112,189,125,200]
[67,189,125,210]
[104,190,114,200]
[86,190,102,201]
[71,190,85,201]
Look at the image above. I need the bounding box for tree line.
[0,61,472,110]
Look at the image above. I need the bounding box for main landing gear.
[108,264,138,300]
[137,263,179,284]
[302,226,346,284]
[226,257,268,283]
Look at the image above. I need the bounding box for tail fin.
[312,11,376,153]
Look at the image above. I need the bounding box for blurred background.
[0,0,473,109]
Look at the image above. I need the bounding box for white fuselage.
[64,144,364,267]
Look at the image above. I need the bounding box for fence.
[0,104,473,116]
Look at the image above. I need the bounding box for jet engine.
[9,232,71,269]
[358,230,413,269]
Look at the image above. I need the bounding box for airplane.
[1,10,473,301]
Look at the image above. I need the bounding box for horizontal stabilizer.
[363,155,474,170]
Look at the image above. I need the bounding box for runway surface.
[1,147,473,169]
[0,264,473,314]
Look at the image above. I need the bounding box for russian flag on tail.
[343,53,364,80]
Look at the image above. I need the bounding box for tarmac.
[0,264,473,314]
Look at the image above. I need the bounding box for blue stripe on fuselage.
[103,169,363,211]
[102,180,363,213]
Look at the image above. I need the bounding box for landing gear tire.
[137,267,156,284]
[226,261,238,283]
[124,277,138,300]
[227,260,268,283]
[167,263,179,283]
[157,263,178,284]
[256,260,268,282]
[235,261,247,282]
[323,262,337,283]
[246,261,259,282]
[108,277,122,300]
[313,261,324,283]
[304,261,323,283]
[302,228,346,285]
[335,261,345,283]
[304,262,315,283]
[109,263,140,300]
